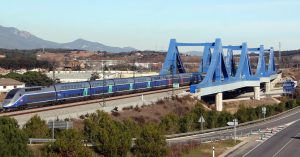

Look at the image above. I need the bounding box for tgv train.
[0,73,201,110]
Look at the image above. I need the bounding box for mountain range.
[0,25,136,53]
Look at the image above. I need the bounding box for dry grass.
[179,139,240,157]
[0,93,5,102]
[168,141,201,157]
[72,118,85,131]
[224,98,279,113]
[112,95,200,125]
[282,68,300,82]
[28,144,45,157]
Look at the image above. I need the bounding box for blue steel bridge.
[160,38,278,111]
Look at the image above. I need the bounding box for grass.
[181,139,241,157]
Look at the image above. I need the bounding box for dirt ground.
[111,95,200,124]
[282,68,300,82]
[224,98,280,113]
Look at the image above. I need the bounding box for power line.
[99,60,107,107]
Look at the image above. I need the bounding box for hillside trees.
[0,51,52,70]
[0,116,31,157]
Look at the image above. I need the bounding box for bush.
[275,103,286,113]
[84,110,132,157]
[286,100,297,109]
[160,113,180,134]
[133,123,168,157]
[23,115,50,138]
[0,116,31,157]
[44,129,93,157]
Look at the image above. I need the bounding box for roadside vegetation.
[179,139,240,157]
[0,89,299,157]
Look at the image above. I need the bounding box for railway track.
[0,86,189,117]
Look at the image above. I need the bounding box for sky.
[0,0,299,51]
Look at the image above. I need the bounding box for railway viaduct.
[160,38,278,111]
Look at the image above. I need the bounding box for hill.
[0,25,136,52]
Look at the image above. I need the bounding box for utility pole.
[101,60,106,107]
[233,119,237,143]
[171,64,174,98]
[133,59,136,78]
[279,42,282,68]
[52,120,55,139]
[51,62,56,82]
[227,119,238,143]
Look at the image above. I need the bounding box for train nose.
[1,99,12,108]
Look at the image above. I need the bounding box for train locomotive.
[0,73,201,110]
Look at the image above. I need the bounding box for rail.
[0,86,189,117]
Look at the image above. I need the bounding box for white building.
[0,78,25,93]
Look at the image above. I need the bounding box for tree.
[89,72,99,81]
[22,71,54,86]
[3,72,23,80]
[0,116,31,157]
[160,113,180,134]
[44,129,93,157]
[23,115,50,138]
[133,123,168,157]
[122,119,141,137]
[206,110,218,129]
[3,71,54,86]
[235,105,248,123]
[84,110,132,157]
[216,111,234,127]
[179,113,195,133]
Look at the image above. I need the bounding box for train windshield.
[5,88,19,99]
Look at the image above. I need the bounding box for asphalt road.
[244,119,300,157]
[168,107,300,145]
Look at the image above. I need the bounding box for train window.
[151,75,165,80]
[28,93,56,101]
[61,83,84,90]
[25,87,42,92]
[114,79,133,85]
[5,88,19,99]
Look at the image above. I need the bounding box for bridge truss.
[160,38,278,111]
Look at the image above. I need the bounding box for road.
[244,119,300,157]
[167,106,300,145]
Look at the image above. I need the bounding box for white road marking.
[272,132,300,157]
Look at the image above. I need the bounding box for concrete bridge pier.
[215,92,223,111]
[254,86,260,100]
[265,82,271,93]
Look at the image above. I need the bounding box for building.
[0,54,6,58]
[0,78,25,93]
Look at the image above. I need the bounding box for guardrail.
[166,105,300,139]
[29,138,56,144]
